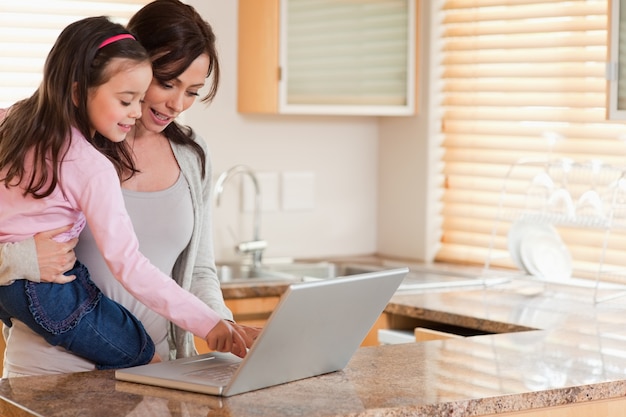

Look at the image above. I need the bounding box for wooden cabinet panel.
[237,0,280,114]
[482,396,626,417]
[237,0,419,116]
[226,296,280,324]
[194,297,280,354]
[362,313,391,347]
[414,326,463,342]
[607,0,626,120]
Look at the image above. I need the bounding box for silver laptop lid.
[225,267,408,395]
[116,267,408,397]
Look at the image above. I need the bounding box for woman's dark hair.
[127,0,221,179]
[0,16,150,198]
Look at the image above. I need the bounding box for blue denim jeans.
[0,261,155,370]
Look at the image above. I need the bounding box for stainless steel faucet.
[214,165,267,269]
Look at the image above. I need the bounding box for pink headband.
[98,34,136,49]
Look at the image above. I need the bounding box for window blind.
[435,0,626,284]
[0,0,150,108]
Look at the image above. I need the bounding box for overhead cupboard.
[607,0,626,120]
[237,0,419,116]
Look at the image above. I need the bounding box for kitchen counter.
[3,269,626,416]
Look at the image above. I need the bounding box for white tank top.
[3,174,194,376]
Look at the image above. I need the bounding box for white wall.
[186,1,432,264]
[378,0,436,263]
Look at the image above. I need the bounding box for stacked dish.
[507,219,572,281]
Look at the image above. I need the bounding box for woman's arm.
[0,226,77,285]
[172,138,233,320]
[0,239,39,285]
[174,138,261,345]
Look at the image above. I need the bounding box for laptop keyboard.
[186,363,240,384]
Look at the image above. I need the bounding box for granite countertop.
[3,263,626,416]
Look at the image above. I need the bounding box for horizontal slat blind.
[284,0,411,106]
[435,0,626,284]
[0,0,150,108]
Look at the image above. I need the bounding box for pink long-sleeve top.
[0,125,220,340]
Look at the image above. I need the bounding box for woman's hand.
[34,225,78,283]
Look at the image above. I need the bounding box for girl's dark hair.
[127,0,221,179]
[0,16,150,198]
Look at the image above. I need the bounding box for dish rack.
[483,157,626,303]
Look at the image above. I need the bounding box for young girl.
[0,16,245,372]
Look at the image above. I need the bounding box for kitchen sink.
[217,261,336,283]
[216,261,381,284]
[215,264,295,282]
[216,259,509,291]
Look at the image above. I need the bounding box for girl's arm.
[0,108,75,285]
[71,150,221,340]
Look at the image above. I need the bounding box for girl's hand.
[205,320,248,358]
[230,322,262,348]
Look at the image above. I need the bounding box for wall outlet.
[281,171,315,211]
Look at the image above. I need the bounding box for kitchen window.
[0,0,150,108]
[434,0,626,285]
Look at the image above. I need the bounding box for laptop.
[115,267,408,397]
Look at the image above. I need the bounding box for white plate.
[518,225,572,281]
[507,219,529,272]
[507,219,555,273]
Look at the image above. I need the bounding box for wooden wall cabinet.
[237,0,419,116]
[607,0,626,120]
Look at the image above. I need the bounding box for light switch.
[242,172,279,212]
[281,171,315,211]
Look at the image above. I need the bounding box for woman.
[1,0,260,377]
